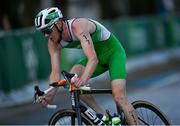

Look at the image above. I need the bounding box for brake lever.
[34,85,45,96]
[34,85,44,104]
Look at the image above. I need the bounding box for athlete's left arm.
[72,18,98,85]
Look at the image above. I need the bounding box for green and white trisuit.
[60,18,127,80]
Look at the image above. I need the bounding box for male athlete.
[34,7,138,125]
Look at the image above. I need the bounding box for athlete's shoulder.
[71,18,89,27]
[71,18,89,33]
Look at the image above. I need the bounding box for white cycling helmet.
[34,7,63,30]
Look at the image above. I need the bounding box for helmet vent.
[45,19,51,24]
[35,15,43,28]
[48,10,56,14]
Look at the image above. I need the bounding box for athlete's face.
[42,21,63,43]
[48,25,60,43]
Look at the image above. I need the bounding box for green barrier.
[0,35,28,92]
[0,29,51,93]
[0,40,9,92]
[32,31,51,79]
[167,17,180,47]
[104,17,166,56]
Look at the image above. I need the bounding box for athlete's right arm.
[36,39,61,107]
[47,39,62,101]
[48,39,61,84]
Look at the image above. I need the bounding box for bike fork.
[71,91,82,125]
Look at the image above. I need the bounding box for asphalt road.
[0,62,180,125]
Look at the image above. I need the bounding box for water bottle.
[111,113,121,126]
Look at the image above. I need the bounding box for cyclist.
[34,7,138,125]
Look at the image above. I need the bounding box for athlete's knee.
[111,79,128,106]
[70,64,85,75]
[113,94,127,106]
[71,64,84,70]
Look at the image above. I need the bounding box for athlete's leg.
[70,64,107,115]
[108,49,139,125]
[111,79,139,125]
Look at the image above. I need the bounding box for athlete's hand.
[71,74,83,87]
[35,92,54,108]
[35,87,57,108]
[36,95,49,107]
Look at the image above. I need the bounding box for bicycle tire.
[132,100,171,125]
[48,109,93,125]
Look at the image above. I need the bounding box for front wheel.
[132,100,171,125]
[48,109,93,125]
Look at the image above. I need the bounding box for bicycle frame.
[34,70,123,125]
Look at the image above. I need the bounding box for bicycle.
[34,70,171,125]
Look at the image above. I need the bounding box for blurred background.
[0,0,180,125]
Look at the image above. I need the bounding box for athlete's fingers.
[36,96,49,107]
[40,99,48,107]
[75,78,83,87]
[36,96,45,103]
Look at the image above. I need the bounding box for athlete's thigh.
[77,58,108,78]
[109,51,127,81]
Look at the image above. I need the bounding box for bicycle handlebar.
[34,70,91,109]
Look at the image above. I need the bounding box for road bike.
[34,70,171,125]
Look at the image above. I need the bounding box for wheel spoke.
[138,116,149,125]
[145,108,149,123]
